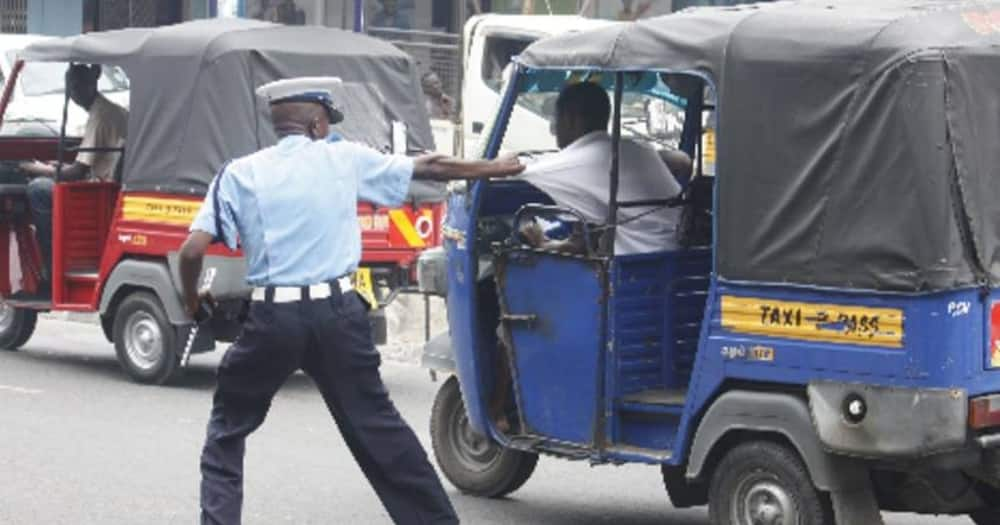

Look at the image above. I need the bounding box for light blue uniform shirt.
[190,135,414,286]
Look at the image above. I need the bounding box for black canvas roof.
[21,19,443,202]
[519,0,1000,291]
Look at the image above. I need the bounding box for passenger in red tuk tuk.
[515,81,684,254]
[18,63,127,286]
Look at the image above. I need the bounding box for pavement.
[0,317,973,524]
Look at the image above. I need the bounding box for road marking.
[0,384,42,395]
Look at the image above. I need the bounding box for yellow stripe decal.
[389,209,425,248]
[721,296,904,348]
[122,196,201,226]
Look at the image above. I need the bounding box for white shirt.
[518,131,682,255]
[76,94,128,182]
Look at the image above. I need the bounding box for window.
[3,53,130,97]
[0,0,27,34]
[246,0,308,24]
[499,89,686,156]
[481,35,533,91]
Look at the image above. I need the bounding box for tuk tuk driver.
[20,63,128,286]
[517,81,684,254]
[179,77,524,525]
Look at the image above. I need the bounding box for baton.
[181,269,217,368]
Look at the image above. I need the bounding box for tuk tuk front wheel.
[0,303,37,351]
[708,441,834,525]
[112,291,179,385]
[430,376,538,498]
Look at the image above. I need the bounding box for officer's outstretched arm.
[179,231,213,318]
[412,154,524,181]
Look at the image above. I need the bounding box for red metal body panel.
[51,182,119,309]
[0,185,442,312]
[358,201,444,282]
[95,192,239,309]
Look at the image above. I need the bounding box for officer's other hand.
[186,290,216,322]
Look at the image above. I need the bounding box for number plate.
[721,296,904,348]
[352,267,378,310]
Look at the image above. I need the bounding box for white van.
[433,15,614,158]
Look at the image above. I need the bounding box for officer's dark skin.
[19,65,102,181]
[179,100,525,317]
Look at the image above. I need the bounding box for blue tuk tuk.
[418,2,1000,523]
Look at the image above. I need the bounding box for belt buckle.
[336,276,353,294]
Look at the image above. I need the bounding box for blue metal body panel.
[442,74,523,440]
[443,188,494,437]
[605,250,711,455]
[666,281,1000,467]
[497,250,605,445]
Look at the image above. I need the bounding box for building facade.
[1,0,215,36]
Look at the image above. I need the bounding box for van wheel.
[112,291,179,385]
[430,376,538,498]
[708,441,834,525]
[971,509,1000,524]
[0,303,37,351]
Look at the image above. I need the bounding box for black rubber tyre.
[662,465,707,508]
[430,376,538,498]
[0,304,37,351]
[708,441,834,525]
[112,291,180,385]
[971,509,1000,525]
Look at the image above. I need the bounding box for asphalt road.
[0,319,973,524]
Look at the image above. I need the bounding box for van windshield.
[6,54,130,97]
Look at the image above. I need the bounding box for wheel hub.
[124,311,163,371]
[0,302,14,333]
[448,404,502,472]
[737,478,796,525]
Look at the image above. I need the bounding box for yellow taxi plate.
[121,196,201,226]
[721,296,904,348]
[352,268,378,310]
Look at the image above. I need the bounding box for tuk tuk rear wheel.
[0,303,37,351]
[112,291,179,385]
[708,441,834,525]
[430,376,538,498]
[971,509,1000,524]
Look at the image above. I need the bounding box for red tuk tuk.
[0,19,443,384]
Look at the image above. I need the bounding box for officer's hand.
[185,290,216,322]
[184,294,200,320]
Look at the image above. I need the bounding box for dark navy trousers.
[199,289,459,524]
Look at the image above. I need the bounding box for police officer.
[179,77,524,525]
